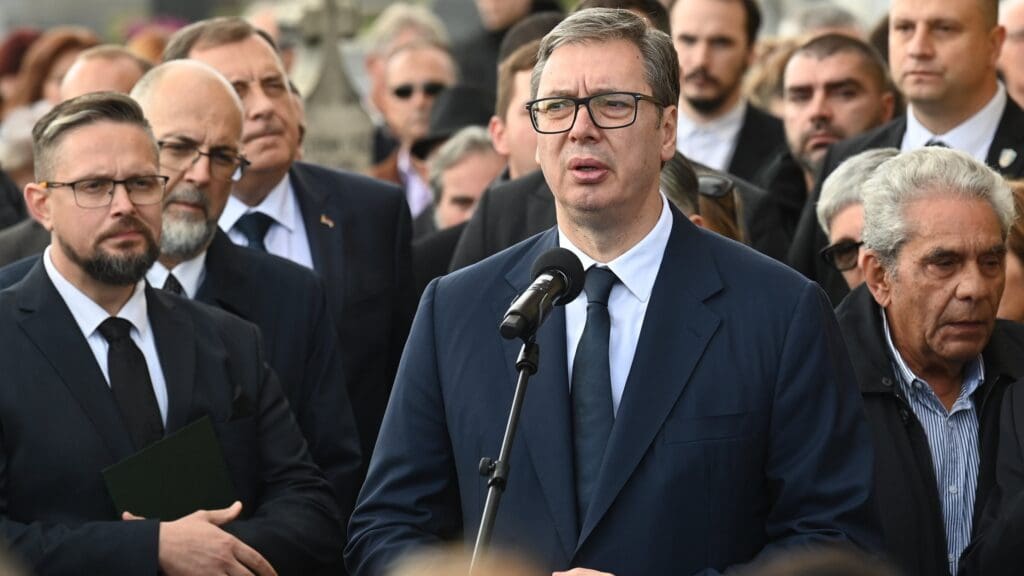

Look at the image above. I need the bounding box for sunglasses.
[697,174,735,198]
[391,82,448,100]
[820,239,864,272]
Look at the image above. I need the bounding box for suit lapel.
[493,228,578,558]
[195,231,257,322]
[986,97,1024,177]
[290,163,346,287]
[15,261,136,460]
[525,172,557,236]
[147,288,197,433]
[577,212,723,550]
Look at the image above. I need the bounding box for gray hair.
[32,92,155,181]
[0,101,52,173]
[861,147,1015,269]
[816,148,898,235]
[531,8,680,110]
[363,3,450,56]
[779,3,862,37]
[428,126,498,205]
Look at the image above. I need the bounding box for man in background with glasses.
[0,91,342,574]
[348,9,877,576]
[370,41,458,217]
[133,59,362,564]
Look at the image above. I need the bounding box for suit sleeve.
[389,191,416,400]
[448,185,491,272]
[220,322,345,575]
[757,283,881,557]
[959,384,1024,575]
[345,279,463,576]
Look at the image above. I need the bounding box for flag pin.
[320,214,335,228]
[999,148,1018,169]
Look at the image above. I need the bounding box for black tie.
[926,138,949,148]
[162,273,184,296]
[97,318,164,450]
[572,266,618,522]
[234,212,275,252]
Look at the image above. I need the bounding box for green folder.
[102,415,237,520]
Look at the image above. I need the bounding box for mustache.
[98,214,155,244]
[163,183,209,213]
[684,68,719,86]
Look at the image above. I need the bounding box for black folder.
[102,415,237,520]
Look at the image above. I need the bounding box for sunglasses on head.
[391,82,448,100]
[820,239,864,272]
[697,174,735,198]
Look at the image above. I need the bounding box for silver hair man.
[861,147,1015,270]
[428,126,495,204]
[817,148,899,235]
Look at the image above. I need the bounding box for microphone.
[500,247,585,341]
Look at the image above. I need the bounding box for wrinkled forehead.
[535,40,649,96]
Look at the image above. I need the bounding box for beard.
[60,216,159,286]
[160,183,216,261]
[683,68,740,114]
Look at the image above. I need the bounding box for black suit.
[196,230,361,525]
[286,162,415,463]
[0,170,25,231]
[412,222,465,299]
[0,261,342,574]
[449,167,783,271]
[0,218,49,267]
[788,97,1024,305]
[727,103,788,182]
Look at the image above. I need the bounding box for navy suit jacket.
[0,261,342,575]
[197,230,362,523]
[346,207,880,575]
[289,162,416,463]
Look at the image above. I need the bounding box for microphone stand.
[470,339,539,573]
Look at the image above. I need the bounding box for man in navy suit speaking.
[346,9,879,576]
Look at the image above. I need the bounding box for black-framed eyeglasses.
[697,174,735,199]
[820,239,864,272]
[525,91,665,134]
[158,140,250,182]
[41,175,169,209]
[390,82,448,100]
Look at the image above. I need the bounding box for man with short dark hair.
[348,9,877,576]
[165,17,415,468]
[668,0,786,181]
[0,92,342,575]
[836,147,1024,576]
[756,33,894,253]
[789,0,1024,306]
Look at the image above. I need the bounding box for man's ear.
[489,115,510,156]
[861,249,892,307]
[23,183,54,231]
[687,213,706,229]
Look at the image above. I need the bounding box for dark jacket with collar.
[836,285,1024,575]
[790,96,1024,306]
[752,150,810,258]
[727,103,788,182]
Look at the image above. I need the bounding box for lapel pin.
[999,148,1018,170]
[320,214,335,229]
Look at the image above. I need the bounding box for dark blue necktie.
[98,318,164,450]
[925,138,949,148]
[572,266,618,522]
[234,212,275,252]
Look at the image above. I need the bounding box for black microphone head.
[531,247,585,305]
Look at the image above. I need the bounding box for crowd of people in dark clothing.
[1,0,1024,574]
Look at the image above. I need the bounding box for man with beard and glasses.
[836,147,1024,576]
[132,60,362,562]
[0,92,342,574]
[668,0,786,182]
[755,34,895,255]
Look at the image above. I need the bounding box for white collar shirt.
[44,247,169,423]
[146,251,207,299]
[560,194,673,415]
[902,84,1007,162]
[675,99,746,172]
[397,148,432,218]
[220,173,314,270]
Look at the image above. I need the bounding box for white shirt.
[676,100,746,172]
[397,148,432,218]
[561,194,673,415]
[902,84,1008,162]
[220,174,315,270]
[146,251,207,299]
[44,247,169,424]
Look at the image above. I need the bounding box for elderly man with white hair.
[815,148,898,291]
[835,146,1024,576]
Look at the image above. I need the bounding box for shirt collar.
[557,193,672,303]
[219,173,297,233]
[146,250,208,299]
[676,98,746,138]
[43,246,151,340]
[903,83,1007,161]
[880,307,985,400]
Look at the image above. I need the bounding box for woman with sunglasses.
[816,148,898,292]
